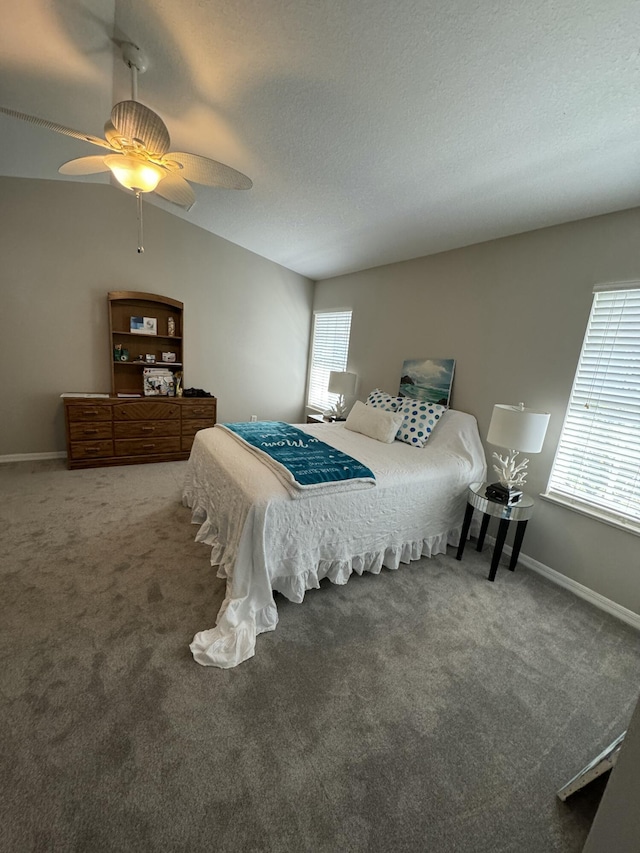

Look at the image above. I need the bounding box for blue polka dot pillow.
[366,388,404,412]
[395,400,446,447]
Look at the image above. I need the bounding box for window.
[545,283,640,533]
[307,310,352,412]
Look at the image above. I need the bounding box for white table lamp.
[327,371,357,419]
[486,402,550,503]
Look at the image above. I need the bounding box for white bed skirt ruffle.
[270,528,460,603]
[186,496,469,669]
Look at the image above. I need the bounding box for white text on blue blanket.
[259,434,319,449]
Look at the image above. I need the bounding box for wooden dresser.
[64,397,217,469]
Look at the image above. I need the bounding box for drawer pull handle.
[141,426,155,433]
[143,443,156,450]
[85,447,101,454]
[83,429,99,435]
[81,409,100,417]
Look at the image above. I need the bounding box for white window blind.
[545,284,640,531]
[307,311,352,412]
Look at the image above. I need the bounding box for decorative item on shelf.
[486,402,550,504]
[143,367,175,396]
[119,348,129,362]
[167,316,176,336]
[325,371,357,420]
[174,371,183,397]
[183,387,213,397]
[145,354,156,363]
[161,352,176,362]
[114,343,122,361]
[130,316,157,335]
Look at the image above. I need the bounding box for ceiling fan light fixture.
[104,154,164,193]
[0,40,252,253]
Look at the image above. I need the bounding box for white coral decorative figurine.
[492,450,530,488]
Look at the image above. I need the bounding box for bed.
[183,409,487,668]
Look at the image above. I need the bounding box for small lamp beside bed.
[326,371,357,420]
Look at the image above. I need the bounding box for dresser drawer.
[182,419,216,439]
[114,436,181,457]
[183,401,217,419]
[69,422,113,441]
[66,404,112,422]
[114,421,180,439]
[69,440,114,460]
[113,401,180,421]
[182,435,196,453]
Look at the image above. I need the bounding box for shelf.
[114,361,183,367]
[109,291,184,396]
[113,331,183,341]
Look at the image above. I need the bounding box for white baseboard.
[491,538,640,631]
[0,451,66,463]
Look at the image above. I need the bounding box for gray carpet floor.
[1,459,639,853]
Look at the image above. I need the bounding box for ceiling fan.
[0,42,252,252]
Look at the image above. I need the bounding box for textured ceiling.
[1,0,639,279]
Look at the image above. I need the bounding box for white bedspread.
[183,410,487,668]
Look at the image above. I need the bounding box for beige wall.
[314,207,640,615]
[0,177,313,455]
[2,175,637,613]
[583,690,640,853]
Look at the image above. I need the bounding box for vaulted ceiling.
[1,0,639,279]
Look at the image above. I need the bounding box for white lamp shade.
[487,404,550,453]
[328,371,357,396]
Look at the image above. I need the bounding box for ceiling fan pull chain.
[136,191,144,253]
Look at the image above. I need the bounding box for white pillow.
[366,388,403,412]
[395,400,446,447]
[345,400,404,443]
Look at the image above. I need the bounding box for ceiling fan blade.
[104,120,122,148]
[59,156,110,176]
[0,105,111,150]
[164,151,252,190]
[111,101,170,158]
[153,173,196,210]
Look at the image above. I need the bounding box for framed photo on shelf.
[143,368,175,397]
[130,316,157,335]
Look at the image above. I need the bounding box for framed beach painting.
[398,358,456,406]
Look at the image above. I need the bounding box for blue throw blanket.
[217,421,375,491]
